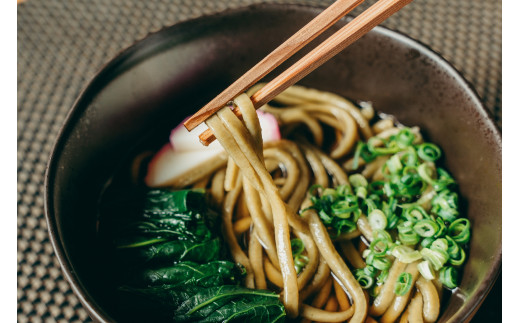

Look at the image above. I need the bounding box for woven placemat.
[17,0,501,321]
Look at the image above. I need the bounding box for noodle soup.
[100,85,470,322]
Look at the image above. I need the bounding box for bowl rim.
[43,2,502,322]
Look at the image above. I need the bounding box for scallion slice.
[386,154,403,174]
[369,209,388,230]
[417,143,442,162]
[413,219,439,238]
[439,266,458,289]
[445,236,460,258]
[349,174,368,188]
[420,247,449,270]
[391,245,422,263]
[418,163,436,184]
[448,218,471,244]
[291,238,305,256]
[377,269,389,285]
[372,256,392,271]
[431,238,448,251]
[370,238,390,256]
[421,237,434,248]
[449,247,466,266]
[418,260,436,280]
[431,190,459,222]
[373,229,393,242]
[395,272,413,296]
[396,128,415,147]
[398,221,420,245]
[433,217,447,238]
[355,268,375,289]
[402,205,429,222]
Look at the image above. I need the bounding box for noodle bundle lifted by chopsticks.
[142,84,470,323]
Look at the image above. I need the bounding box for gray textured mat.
[17,0,501,321]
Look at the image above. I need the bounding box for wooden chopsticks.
[184,0,413,145]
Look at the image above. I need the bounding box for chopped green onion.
[431,238,448,251]
[418,163,436,184]
[322,188,337,201]
[377,269,389,285]
[395,273,413,296]
[439,266,458,289]
[349,174,368,188]
[420,247,449,270]
[291,238,305,256]
[308,184,323,199]
[362,197,379,215]
[353,142,377,169]
[355,267,376,289]
[417,143,442,162]
[399,231,420,245]
[448,218,471,244]
[363,265,378,277]
[433,168,456,191]
[291,238,308,273]
[431,190,459,222]
[391,245,422,263]
[433,217,447,238]
[319,209,334,225]
[372,256,392,271]
[369,181,385,195]
[382,198,399,229]
[400,148,418,166]
[396,128,415,147]
[333,218,357,234]
[445,236,460,258]
[336,184,352,196]
[368,209,388,230]
[356,186,368,199]
[398,221,420,245]
[370,238,390,256]
[386,155,403,174]
[373,230,393,242]
[402,206,429,222]
[294,255,309,273]
[418,260,436,280]
[356,274,374,289]
[332,197,359,218]
[449,247,466,266]
[367,137,401,155]
[413,219,439,238]
[421,237,435,248]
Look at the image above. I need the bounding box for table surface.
[17,0,501,321]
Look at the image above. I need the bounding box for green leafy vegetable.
[113,188,286,322]
[174,286,285,322]
[130,261,244,288]
[117,237,222,265]
[118,285,286,323]
[143,189,208,218]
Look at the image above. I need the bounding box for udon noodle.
[145,84,468,322]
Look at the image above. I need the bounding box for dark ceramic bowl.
[44,3,501,322]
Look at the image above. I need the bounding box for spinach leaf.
[131,261,244,288]
[119,285,285,323]
[143,189,207,218]
[117,237,222,265]
[112,188,286,322]
[114,216,213,247]
[173,285,285,322]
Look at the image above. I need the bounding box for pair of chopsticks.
[184,0,413,146]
